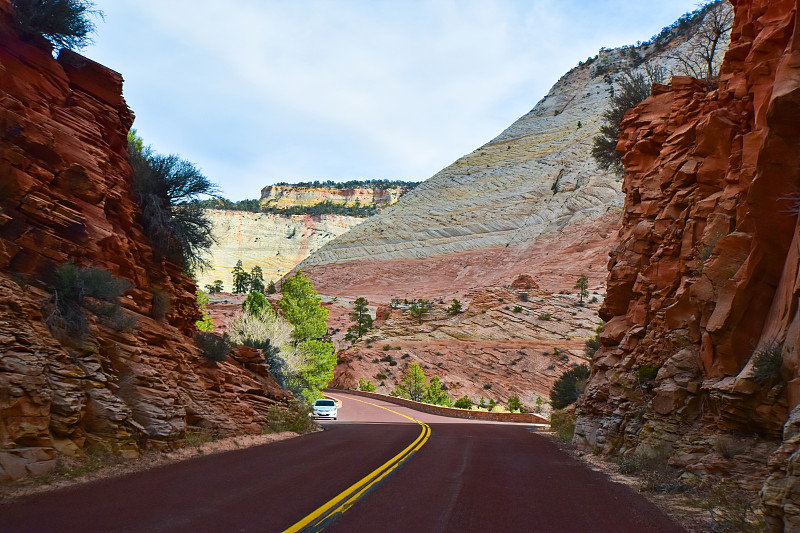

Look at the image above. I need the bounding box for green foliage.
[376,373,388,380]
[129,139,219,270]
[513,306,523,313]
[424,376,452,406]
[278,270,329,342]
[507,394,522,412]
[574,274,589,303]
[446,298,462,315]
[231,260,250,294]
[45,262,134,340]
[266,280,276,294]
[591,68,664,176]
[11,0,101,50]
[265,401,315,434]
[196,290,213,331]
[291,340,336,402]
[358,378,376,392]
[204,279,223,294]
[392,362,428,402]
[488,399,497,411]
[636,364,660,382]
[752,344,783,385]
[550,364,590,409]
[345,297,373,342]
[249,266,264,293]
[454,396,473,410]
[584,335,601,358]
[479,397,487,409]
[407,299,432,324]
[194,331,230,363]
[242,291,269,317]
[550,409,576,443]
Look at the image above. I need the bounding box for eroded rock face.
[0,2,287,482]
[196,210,363,291]
[260,185,406,209]
[573,0,800,528]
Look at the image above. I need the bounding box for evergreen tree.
[393,362,427,402]
[550,364,591,409]
[345,297,373,342]
[507,394,522,412]
[278,270,329,342]
[249,265,265,293]
[424,376,451,406]
[205,279,223,294]
[574,274,589,303]
[266,280,277,294]
[358,377,376,392]
[242,291,269,316]
[446,299,462,315]
[232,260,251,294]
[408,299,432,324]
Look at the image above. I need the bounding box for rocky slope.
[570,0,800,529]
[0,2,287,483]
[196,210,362,291]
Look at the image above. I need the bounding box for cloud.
[86,0,700,200]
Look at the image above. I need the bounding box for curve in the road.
[284,394,430,533]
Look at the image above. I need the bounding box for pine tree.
[278,270,328,342]
[408,299,432,324]
[574,274,589,303]
[249,265,265,293]
[393,362,427,402]
[232,260,251,294]
[345,297,373,342]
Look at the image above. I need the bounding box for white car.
[312,398,338,420]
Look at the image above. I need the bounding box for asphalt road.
[2,392,686,532]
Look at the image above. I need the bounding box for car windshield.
[315,400,335,407]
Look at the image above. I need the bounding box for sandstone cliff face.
[572,0,800,528]
[196,210,363,291]
[260,184,405,209]
[0,2,287,482]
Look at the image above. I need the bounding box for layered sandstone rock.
[196,210,363,291]
[260,184,406,209]
[0,2,287,482]
[571,0,800,528]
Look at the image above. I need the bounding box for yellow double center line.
[283,395,431,532]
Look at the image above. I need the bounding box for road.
[2,391,686,532]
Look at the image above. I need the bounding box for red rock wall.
[0,1,287,482]
[574,0,800,528]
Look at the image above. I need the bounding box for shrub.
[636,364,659,382]
[129,136,219,270]
[446,299,463,315]
[519,292,529,302]
[194,331,230,363]
[550,409,576,443]
[45,262,133,340]
[584,335,600,358]
[539,313,553,321]
[507,394,522,412]
[483,384,492,390]
[454,396,473,409]
[382,344,391,351]
[266,280,277,294]
[513,306,523,313]
[358,378,376,392]
[550,364,590,409]
[376,373,388,380]
[265,401,315,434]
[11,0,102,50]
[242,291,270,316]
[752,343,783,385]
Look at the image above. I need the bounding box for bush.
[45,262,133,340]
[205,280,224,294]
[376,373,387,380]
[636,364,659,382]
[752,343,783,385]
[550,409,576,443]
[446,299,463,315]
[194,331,230,363]
[550,364,590,409]
[507,394,522,412]
[129,135,219,270]
[454,396,473,409]
[584,335,600,358]
[519,292,529,302]
[539,313,553,321]
[358,378,376,392]
[265,401,315,434]
[11,0,101,50]
[512,306,523,313]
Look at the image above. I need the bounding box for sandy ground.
[0,432,300,503]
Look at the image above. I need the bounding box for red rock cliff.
[574,0,800,528]
[0,1,287,482]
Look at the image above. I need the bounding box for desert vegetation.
[10,0,102,50]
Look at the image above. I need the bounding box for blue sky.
[83,1,702,200]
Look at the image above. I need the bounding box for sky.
[83,0,702,201]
